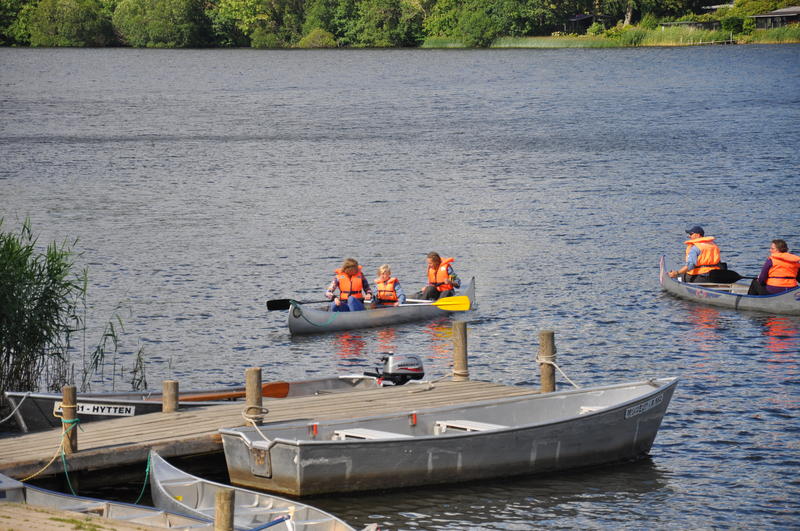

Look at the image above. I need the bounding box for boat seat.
[434,420,507,434]
[331,428,413,440]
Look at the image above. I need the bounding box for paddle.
[267,295,471,312]
[267,299,329,311]
[403,295,471,312]
[708,269,755,283]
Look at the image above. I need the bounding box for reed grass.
[421,37,466,48]
[742,25,800,43]
[492,36,619,48]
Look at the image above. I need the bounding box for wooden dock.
[0,380,540,480]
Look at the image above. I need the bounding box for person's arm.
[325,278,338,300]
[669,246,699,278]
[757,259,772,285]
[394,282,406,305]
[446,265,461,288]
[362,276,373,301]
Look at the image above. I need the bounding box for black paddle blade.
[708,269,744,283]
[266,299,292,311]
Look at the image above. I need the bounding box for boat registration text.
[625,394,663,419]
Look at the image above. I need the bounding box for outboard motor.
[365,354,425,385]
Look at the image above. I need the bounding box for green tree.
[456,1,499,46]
[113,0,212,47]
[28,0,115,46]
[297,26,337,46]
[0,220,83,410]
[351,0,424,46]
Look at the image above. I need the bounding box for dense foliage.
[0,0,796,48]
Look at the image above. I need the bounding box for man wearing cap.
[668,226,722,282]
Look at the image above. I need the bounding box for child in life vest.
[374,264,406,306]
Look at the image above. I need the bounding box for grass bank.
[422,26,800,48]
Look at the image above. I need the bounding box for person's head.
[685,225,704,238]
[771,239,789,254]
[426,252,441,269]
[341,258,359,275]
[377,264,391,280]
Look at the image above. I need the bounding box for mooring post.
[162,380,179,413]
[214,488,234,531]
[61,385,78,454]
[452,320,470,381]
[539,330,556,393]
[245,367,263,424]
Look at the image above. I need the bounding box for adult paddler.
[668,225,722,283]
[417,252,460,300]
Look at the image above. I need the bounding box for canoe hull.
[220,377,677,496]
[148,451,354,531]
[4,375,379,433]
[287,278,476,335]
[659,256,800,315]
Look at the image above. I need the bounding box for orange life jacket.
[427,257,455,292]
[375,277,398,302]
[767,252,800,288]
[684,237,721,276]
[335,266,365,300]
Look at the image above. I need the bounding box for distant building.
[565,14,612,34]
[750,6,800,29]
[701,4,734,12]
[659,20,722,31]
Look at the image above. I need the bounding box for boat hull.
[4,375,379,433]
[287,278,476,335]
[659,256,800,315]
[149,451,354,531]
[220,377,677,496]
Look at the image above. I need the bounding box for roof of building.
[751,6,800,17]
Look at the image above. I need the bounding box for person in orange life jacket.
[325,258,373,312]
[668,226,722,283]
[749,239,800,295]
[374,264,407,306]
[416,252,460,300]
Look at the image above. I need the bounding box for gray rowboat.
[148,450,356,531]
[4,375,380,433]
[659,255,800,315]
[286,277,476,335]
[219,377,678,496]
[0,472,212,529]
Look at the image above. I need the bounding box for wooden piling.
[162,380,179,413]
[214,488,234,531]
[538,330,556,393]
[452,321,469,381]
[61,386,78,454]
[245,367,263,424]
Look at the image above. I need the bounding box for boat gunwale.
[220,377,678,447]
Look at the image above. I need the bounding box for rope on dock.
[20,418,80,482]
[535,356,581,389]
[0,392,30,425]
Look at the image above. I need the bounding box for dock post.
[162,380,179,413]
[538,330,556,393]
[214,488,234,531]
[452,321,470,381]
[61,385,78,454]
[245,367,263,425]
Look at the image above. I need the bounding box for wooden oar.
[403,295,470,312]
[147,382,291,402]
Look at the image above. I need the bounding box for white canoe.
[659,255,800,315]
[219,377,678,496]
[0,472,211,529]
[148,451,355,531]
[287,277,476,335]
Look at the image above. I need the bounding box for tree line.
[0,0,792,49]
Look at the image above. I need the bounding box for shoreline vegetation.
[1,0,799,49]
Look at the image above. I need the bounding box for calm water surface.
[1,45,799,529]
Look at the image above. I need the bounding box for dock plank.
[0,380,538,479]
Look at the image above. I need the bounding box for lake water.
[1,45,799,529]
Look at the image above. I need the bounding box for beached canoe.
[659,256,800,315]
[284,277,476,335]
[148,451,356,531]
[0,472,212,529]
[4,375,381,433]
[219,377,678,496]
